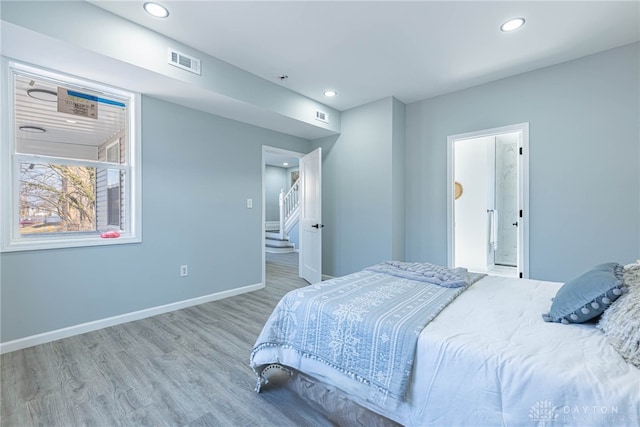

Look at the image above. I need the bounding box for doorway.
[262,146,304,286]
[447,123,529,278]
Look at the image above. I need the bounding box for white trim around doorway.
[446,123,530,278]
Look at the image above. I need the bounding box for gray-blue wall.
[265,166,287,221]
[313,97,406,277]
[405,42,640,281]
[0,96,310,342]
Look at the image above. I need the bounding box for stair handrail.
[279,179,300,240]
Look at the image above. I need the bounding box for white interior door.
[299,147,322,284]
[453,136,492,272]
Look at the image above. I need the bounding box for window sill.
[1,234,142,252]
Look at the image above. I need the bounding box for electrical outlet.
[180,265,188,277]
[247,198,253,209]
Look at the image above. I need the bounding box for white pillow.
[597,263,640,368]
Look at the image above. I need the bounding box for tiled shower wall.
[494,134,518,266]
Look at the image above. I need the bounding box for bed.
[250,261,640,426]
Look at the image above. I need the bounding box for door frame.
[446,123,530,278]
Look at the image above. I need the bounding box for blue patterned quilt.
[365,261,473,288]
[251,262,485,407]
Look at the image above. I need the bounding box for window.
[1,61,141,251]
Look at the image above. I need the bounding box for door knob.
[311,224,324,229]
[512,222,518,227]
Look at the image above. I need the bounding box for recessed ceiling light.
[323,90,337,97]
[27,88,57,102]
[143,2,169,18]
[19,126,46,133]
[501,17,525,32]
[283,162,289,166]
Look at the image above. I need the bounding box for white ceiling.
[263,151,300,168]
[90,0,639,112]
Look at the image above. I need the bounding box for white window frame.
[1,59,142,252]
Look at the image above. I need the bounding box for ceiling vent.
[168,48,201,75]
[315,110,329,123]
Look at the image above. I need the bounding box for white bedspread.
[279,275,640,426]
[402,274,640,426]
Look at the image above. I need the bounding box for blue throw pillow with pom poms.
[542,262,627,324]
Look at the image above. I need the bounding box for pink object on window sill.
[100,231,120,238]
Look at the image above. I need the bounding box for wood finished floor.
[1,252,334,427]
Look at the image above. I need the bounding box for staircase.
[265,179,300,253]
[265,230,295,253]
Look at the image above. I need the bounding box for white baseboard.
[0,282,264,354]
